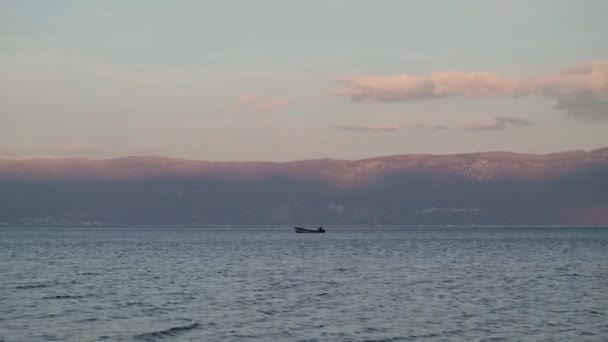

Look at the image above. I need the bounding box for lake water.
[1,227,607,341]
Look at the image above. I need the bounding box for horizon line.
[2,224,607,229]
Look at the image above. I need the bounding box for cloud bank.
[336,62,608,120]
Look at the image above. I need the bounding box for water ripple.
[1,227,608,341]
[133,323,201,341]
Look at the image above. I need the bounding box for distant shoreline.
[2,224,607,229]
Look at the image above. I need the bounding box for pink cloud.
[336,72,520,102]
[521,62,608,98]
[523,62,608,120]
[237,94,291,113]
[331,123,402,133]
[336,62,608,119]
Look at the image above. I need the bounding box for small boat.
[294,226,325,234]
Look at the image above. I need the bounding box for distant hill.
[1,148,608,226]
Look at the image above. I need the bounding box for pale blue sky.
[1,0,607,160]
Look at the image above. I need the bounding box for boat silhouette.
[294,226,325,234]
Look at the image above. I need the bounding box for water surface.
[1,227,607,341]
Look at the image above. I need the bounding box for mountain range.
[1,148,608,226]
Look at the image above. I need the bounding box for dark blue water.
[1,227,607,341]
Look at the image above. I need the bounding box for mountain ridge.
[1,148,607,225]
[1,148,607,183]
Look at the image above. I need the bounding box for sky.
[1,0,607,161]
